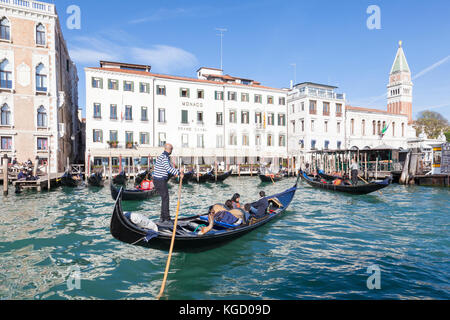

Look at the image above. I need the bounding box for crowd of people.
[12,158,39,181]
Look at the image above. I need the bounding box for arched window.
[377,121,381,135]
[350,119,355,135]
[372,121,376,135]
[402,123,405,137]
[36,23,46,45]
[0,17,10,40]
[1,104,11,125]
[36,63,47,92]
[361,119,366,136]
[392,122,396,137]
[37,106,47,127]
[0,59,12,89]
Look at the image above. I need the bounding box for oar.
[270,175,275,184]
[358,176,383,196]
[156,175,183,300]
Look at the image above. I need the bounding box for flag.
[380,122,390,138]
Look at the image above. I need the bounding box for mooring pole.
[3,154,8,196]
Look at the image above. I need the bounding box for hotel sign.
[182,101,203,108]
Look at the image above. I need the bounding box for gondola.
[112,171,127,185]
[110,176,300,252]
[110,183,157,201]
[300,171,390,195]
[134,170,150,186]
[171,170,194,184]
[318,170,345,181]
[60,171,83,187]
[88,172,104,187]
[207,170,233,183]
[259,174,283,183]
[189,171,214,183]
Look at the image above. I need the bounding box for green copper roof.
[390,41,411,74]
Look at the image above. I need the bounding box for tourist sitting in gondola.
[210,206,244,226]
[249,191,269,219]
[137,174,154,191]
[231,193,241,209]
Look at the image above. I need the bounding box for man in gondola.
[350,158,359,186]
[153,143,184,225]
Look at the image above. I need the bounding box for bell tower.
[387,41,413,123]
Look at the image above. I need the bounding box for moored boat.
[259,174,283,183]
[110,183,157,201]
[60,171,83,187]
[110,176,300,252]
[300,171,390,195]
[207,170,233,183]
[88,172,104,187]
[112,171,127,185]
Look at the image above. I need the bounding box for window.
[140,132,150,145]
[229,133,237,146]
[124,81,134,92]
[242,134,249,146]
[254,94,262,103]
[402,123,405,137]
[181,110,188,124]
[36,63,47,92]
[337,141,342,150]
[0,59,12,89]
[93,103,101,119]
[140,82,150,93]
[108,79,118,90]
[141,107,148,121]
[311,140,317,150]
[279,97,286,105]
[336,103,342,115]
[255,135,261,146]
[216,135,224,148]
[372,121,376,135]
[109,130,118,142]
[158,133,166,147]
[351,119,355,135]
[37,137,48,151]
[267,113,274,126]
[241,93,249,102]
[157,85,166,95]
[323,102,330,115]
[324,121,328,133]
[362,120,366,136]
[215,91,224,100]
[255,112,262,125]
[92,77,102,89]
[301,119,305,132]
[182,134,189,148]
[0,18,10,41]
[309,100,317,114]
[197,90,204,99]
[197,111,204,124]
[337,121,341,134]
[267,96,274,104]
[1,136,12,150]
[36,23,46,46]
[311,120,315,132]
[228,91,237,101]
[241,111,249,124]
[392,122,396,137]
[299,139,304,149]
[180,88,190,98]
[125,131,134,146]
[158,108,166,123]
[37,106,47,127]
[1,104,10,125]
[278,114,286,126]
[267,134,273,147]
[216,112,223,126]
[125,105,132,121]
[301,102,305,111]
[93,129,103,143]
[377,121,381,135]
[324,140,330,150]
[197,134,204,148]
[279,135,286,147]
[229,110,237,123]
[110,105,117,120]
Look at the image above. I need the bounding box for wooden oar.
[358,176,382,195]
[270,175,275,184]
[156,175,183,300]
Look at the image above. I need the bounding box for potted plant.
[107,141,118,148]
[126,141,133,149]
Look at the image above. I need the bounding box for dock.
[12,173,64,192]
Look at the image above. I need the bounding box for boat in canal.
[207,169,233,182]
[110,176,300,252]
[171,170,195,184]
[110,183,157,201]
[112,171,127,185]
[259,173,283,183]
[300,171,391,195]
[87,172,104,187]
[60,171,83,187]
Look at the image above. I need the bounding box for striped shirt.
[153,151,180,180]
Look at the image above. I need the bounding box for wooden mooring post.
[2,154,8,196]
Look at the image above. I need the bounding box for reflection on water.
[0,177,449,300]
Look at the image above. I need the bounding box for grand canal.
[0,177,448,300]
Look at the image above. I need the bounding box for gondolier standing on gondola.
[153,144,184,225]
[350,158,359,186]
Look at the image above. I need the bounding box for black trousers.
[154,179,170,221]
[351,170,358,185]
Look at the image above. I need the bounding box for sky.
[52,0,450,121]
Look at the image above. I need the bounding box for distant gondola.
[259,174,283,183]
[189,171,214,183]
[318,170,344,181]
[60,171,83,187]
[300,171,390,195]
[110,183,157,201]
[88,172,104,187]
[112,171,127,185]
[171,170,194,184]
[135,170,151,186]
[110,176,300,252]
[207,170,233,182]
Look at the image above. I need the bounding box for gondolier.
[153,144,184,224]
[350,158,359,186]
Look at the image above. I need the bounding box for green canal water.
[0,177,448,300]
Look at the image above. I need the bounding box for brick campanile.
[387,41,413,123]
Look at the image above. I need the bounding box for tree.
[445,131,450,142]
[414,110,449,139]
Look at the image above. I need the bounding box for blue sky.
[53,0,450,121]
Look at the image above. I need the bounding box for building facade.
[85,62,289,169]
[0,0,80,173]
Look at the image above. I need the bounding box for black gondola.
[300,171,390,195]
[171,170,194,184]
[110,176,300,252]
[112,171,127,185]
[259,174,283,183]
[88,172,104,187]
[207,170,233,182]
[134,170,150,186]
[318,170,345,181]
[189,171,213,183]
[60,171,83,187]
[110,183,157,201]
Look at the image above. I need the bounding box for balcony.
[309,109,317,115]
[0,0,55,14]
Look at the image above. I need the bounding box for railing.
[0,0,55,13]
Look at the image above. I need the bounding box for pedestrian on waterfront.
[153,143,184,225]
[350,158,359,185]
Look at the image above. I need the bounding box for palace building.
[0,0,80,172]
